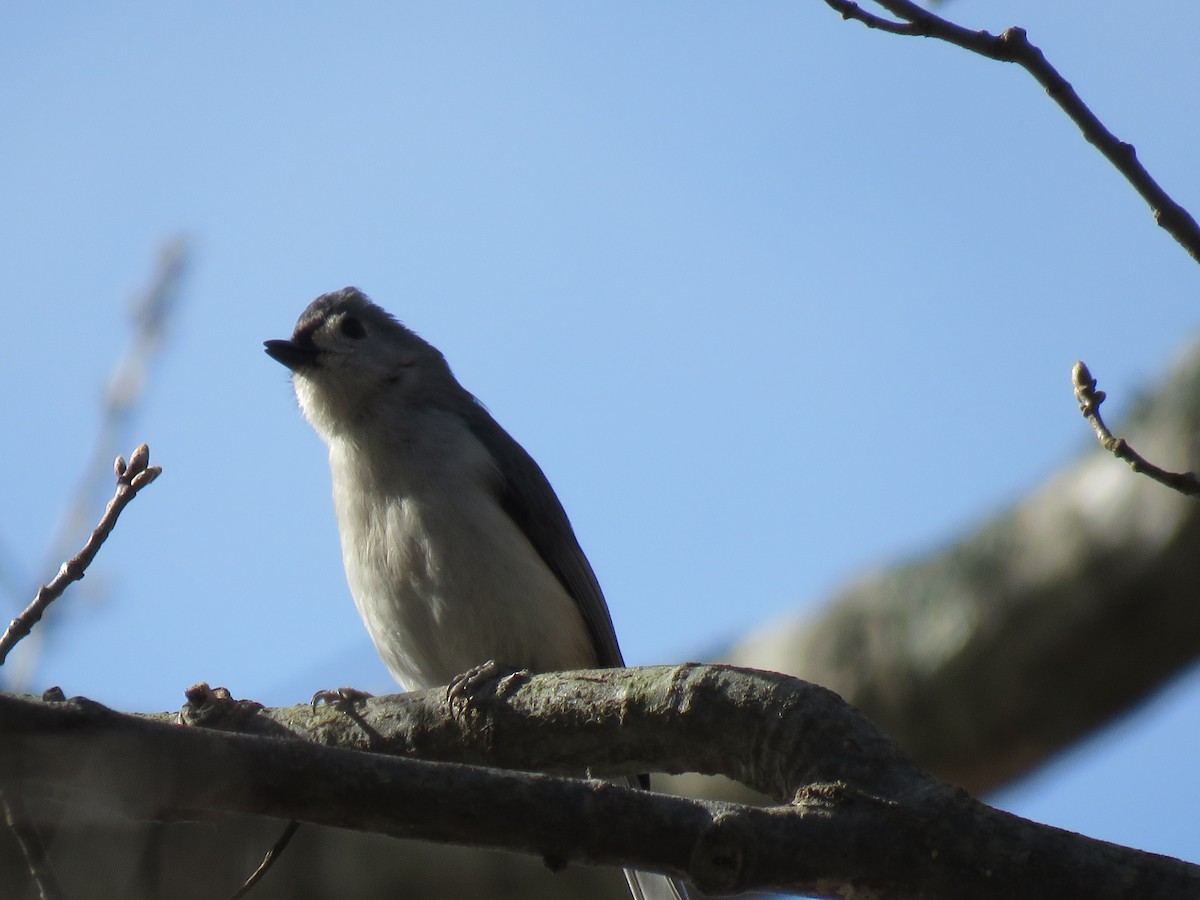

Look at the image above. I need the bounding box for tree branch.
[823,0,1200,264]
[0,445,162,666]
[4,240,185,690]
[1,665,1197,899]
[225,820,299,900]
[1072,359,1200,497]
[723,343,1200,797]
[823,0,917,36]
[0,789,64,900]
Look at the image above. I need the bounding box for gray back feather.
[461,402,626,669]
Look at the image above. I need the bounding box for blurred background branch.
[718,343,1200,798]
[2,239,187,691]
[3,2,1199,898]
[5,345,1200,898]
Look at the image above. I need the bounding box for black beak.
[264,339,319,371]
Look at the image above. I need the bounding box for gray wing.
[461,401,626,668]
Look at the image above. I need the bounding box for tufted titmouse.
[266,287,688,900]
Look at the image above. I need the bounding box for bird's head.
[265,286,453,441]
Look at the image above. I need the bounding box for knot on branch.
[690,809,752,894]
[181,683,264,728]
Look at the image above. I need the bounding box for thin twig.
[1072,360,1200,497]
[0,445,163,666]
[823,0,1200,264]
[226,821,301,900]
[0,789,65,900]
[36,239,184,581]
[3,238,186,688]
[823,0,918,35]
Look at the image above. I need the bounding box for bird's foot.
[447,660,531,714]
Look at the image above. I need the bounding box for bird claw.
[447,660,531,714]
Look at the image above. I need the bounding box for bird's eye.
[339,316,366,339]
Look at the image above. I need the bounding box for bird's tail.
[621,774,690,900]
[624,869,691,900]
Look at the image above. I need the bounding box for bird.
[265,286,689,900]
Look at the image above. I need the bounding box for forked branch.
[823,0,1200,264]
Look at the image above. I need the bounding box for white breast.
[328,413,597,690]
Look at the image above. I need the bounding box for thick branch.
[824,0,1200,263]
[726,344,1200,795]
[1,666,1197,899]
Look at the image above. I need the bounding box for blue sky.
[2,0,1198,874]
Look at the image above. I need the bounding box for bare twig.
[4,238,186,688]
[0,791,64,900]
[823,0,917,36]
[1072,360,1200,497]
[226,821,300,900]
[0,445,163,666]
[823,0,1200,264]
[36,239,184,578]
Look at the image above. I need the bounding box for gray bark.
[5,350,1199,899]
[725,343,1200,795]
[2,665,1199,899]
